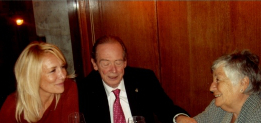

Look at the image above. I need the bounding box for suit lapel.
[124,70,140,116]
[92,81,109,108]
[90,71,111,123]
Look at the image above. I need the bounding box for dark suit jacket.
[77,66,188,123]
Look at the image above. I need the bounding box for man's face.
[91,42,127,88]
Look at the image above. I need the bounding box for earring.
[240,89,244,93]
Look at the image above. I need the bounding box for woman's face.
[210,65,243,111]
[40,53,67,97]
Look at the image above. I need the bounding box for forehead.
[213,65,226,76]
[42,52,56,59]
[96,42,124,58]
[42,53,62,65]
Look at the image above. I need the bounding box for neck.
[42,94,54,109]
[39,92,55,118]
[231,114,237,123]
[230,94,249,122]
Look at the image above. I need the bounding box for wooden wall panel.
[75,0,93,77]
[229,1,261,53]
[186,1,231,116]
[89,1,160,77]
[158,1,261,116]
[157,1,193,115]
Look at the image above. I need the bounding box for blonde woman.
[0,41,79,122]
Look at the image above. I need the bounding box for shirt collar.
[103,79,126,96]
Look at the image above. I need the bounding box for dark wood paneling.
[76,0,93,77]
[158,1,261,116]
[229,1,261,53]
[185,1,231,116]
[157,1,195,116]
[68,0,93,80]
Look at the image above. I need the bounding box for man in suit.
[77,35,196,123]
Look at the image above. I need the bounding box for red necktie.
[113,89,126,123]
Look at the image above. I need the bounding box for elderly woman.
[194,50,261,123]
[0,41,79,122]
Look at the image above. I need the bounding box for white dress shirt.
[103,79,188,123]
[103,79,132,123]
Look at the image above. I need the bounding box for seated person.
[77,35,196,123]
[0,41,78,123]
[194,50,261,123]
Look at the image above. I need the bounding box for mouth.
[214,94,222,97]
[56,82,64,86]
[108,75,118,79]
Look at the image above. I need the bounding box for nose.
[59,68,67,79]
[109,64,117,73]
[210,81,217,92]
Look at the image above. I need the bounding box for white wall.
[32,0,74,74]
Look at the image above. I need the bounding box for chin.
[106,82,120,88]
[107,79,120,84]
[214,100,222,107]
[55,88,65,94]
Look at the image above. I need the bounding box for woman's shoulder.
[62,78,78,99]
[245,94,261,112]
[0,92,17,122]
[57,78,79,122]
[64,78,77,90]
[1,92,17,106]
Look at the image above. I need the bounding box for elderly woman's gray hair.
[211,50,261,95]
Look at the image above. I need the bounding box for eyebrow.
[99,59,110,62]
[99,59,124,61]
[46,66,57,70]
[46,64,65,70]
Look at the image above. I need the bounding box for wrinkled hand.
[176,115,197,123]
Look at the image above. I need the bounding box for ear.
[123,60,127,68]
[241,76,250,90]
[91,58,98,71]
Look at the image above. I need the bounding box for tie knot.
[112,89,121,98]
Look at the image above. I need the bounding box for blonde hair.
[14,41,74,122]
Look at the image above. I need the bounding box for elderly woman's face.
[40,53,67,96]
[210,65,243,111]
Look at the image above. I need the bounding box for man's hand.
[176,115,197,123]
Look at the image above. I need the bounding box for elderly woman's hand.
[176,115,197,123]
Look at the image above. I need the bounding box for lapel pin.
[135,88,138,92]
